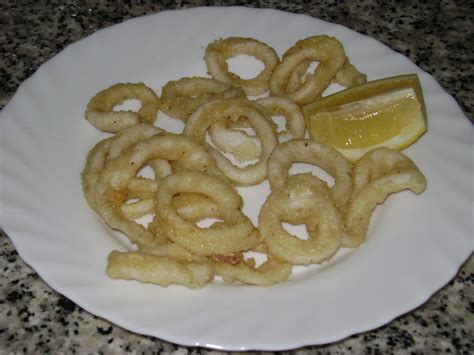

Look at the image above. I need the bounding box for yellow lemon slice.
[302,74,427,162]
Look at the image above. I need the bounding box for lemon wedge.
[303,74,427,162]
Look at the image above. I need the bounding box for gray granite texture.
[0,0,473,353]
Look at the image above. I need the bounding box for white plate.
[0,7,472,351]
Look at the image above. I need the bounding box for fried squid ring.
[287,59,313,94]
[343,148,427,247]
[160,76,246,121]
[270,36,346,105]
[144,192,222,261]
[257,96,306,141]
[82,137,113,212]
[184,98,278,186]
[205,37,279,96]
[156,171,259,256]
[85,83,160,133]
[81,124,164,212]
[208,96,306,162]
[107,251,214,288]
[95,133,220,248]
[267,139,353,207]
[143,193,220,262]
[287,57,366,93]
[259,174,343,265]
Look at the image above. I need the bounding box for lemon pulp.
[303,74,427,161]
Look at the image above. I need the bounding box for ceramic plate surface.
[0,7,472,351]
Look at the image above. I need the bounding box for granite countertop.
[0,1,472,353]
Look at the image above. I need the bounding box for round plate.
[0,7,472,351]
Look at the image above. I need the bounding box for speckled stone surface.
[0,0,472,353]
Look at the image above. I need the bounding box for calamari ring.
[107,251,213,288]
[205,37,279,96]
[106,123,169,200]
[267,139,353,207]
[213,257,292,286]
[85,83,160,133]
[259,174,343,265]
[95,133,220,248]
[287,59,313,94]
[156,171,259,256]
[270,36,346,105]
[82,137,113,212]
[256,96,306,141]
[287,57,367,93]
[160,76,246,121]
[81,123,163,212]
[144,193,222,261]
[343,147,427,247]
[208,96,306,162]
[144,193,221,262]
[184,98,278,186]
[106,123,163,160]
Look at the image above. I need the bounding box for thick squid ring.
[82,137,113,212]
[155,171,259,256]
[270,36,346,105]
[208,96,306,162]
[81,123,164,212]
[107,251,214,288]
[204,37,280,96]
[106,123,163,160]
[184,98,278,186]
[267,139,353,207]
[287,57,366,93]
[256,96,306,141]
[144,192,222,261]
[85,83,160,133]
[259,174,343,265]
[343,148,427,247]
[106,123,169,200]
[287,59,312,94]
[94,133,220,248]
[160,76,246,121]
